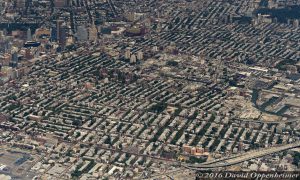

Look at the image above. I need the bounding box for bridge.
[184,142,300,169]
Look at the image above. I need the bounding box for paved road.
[184,142,300,169]
[235,117,300,124]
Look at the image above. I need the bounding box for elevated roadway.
[184,142,300,169]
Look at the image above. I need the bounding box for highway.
[184,142,300,169]
[235,117,300,124]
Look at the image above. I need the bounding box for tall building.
[76,25,88,42]
[125,48,131,59]
[287,19,292,26]
[10,48,18,68]
[56,20,63,42]
[257,13,262,24]
[130,54,137,64]
[294,19,299,29]
[50,25,57,42]
[229,14,233,24]
[137,51,143,60]
[2,29,7,36]
[27,28,32,41]
[57,21,67,49]
[89,23,98,41]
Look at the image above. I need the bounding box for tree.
[174,107,182,116]
[66,150,72,157]
[105,136,111,145]
[149,102,167,114]
[8,95,17,101]
[188,156,207,164]
[293,152,300,166]
[75,132,81,138]
[166,60,179,66]
[72,119,82,126]
[65,44,77,51]
[174,17,180,24]
[212,127,218,133]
